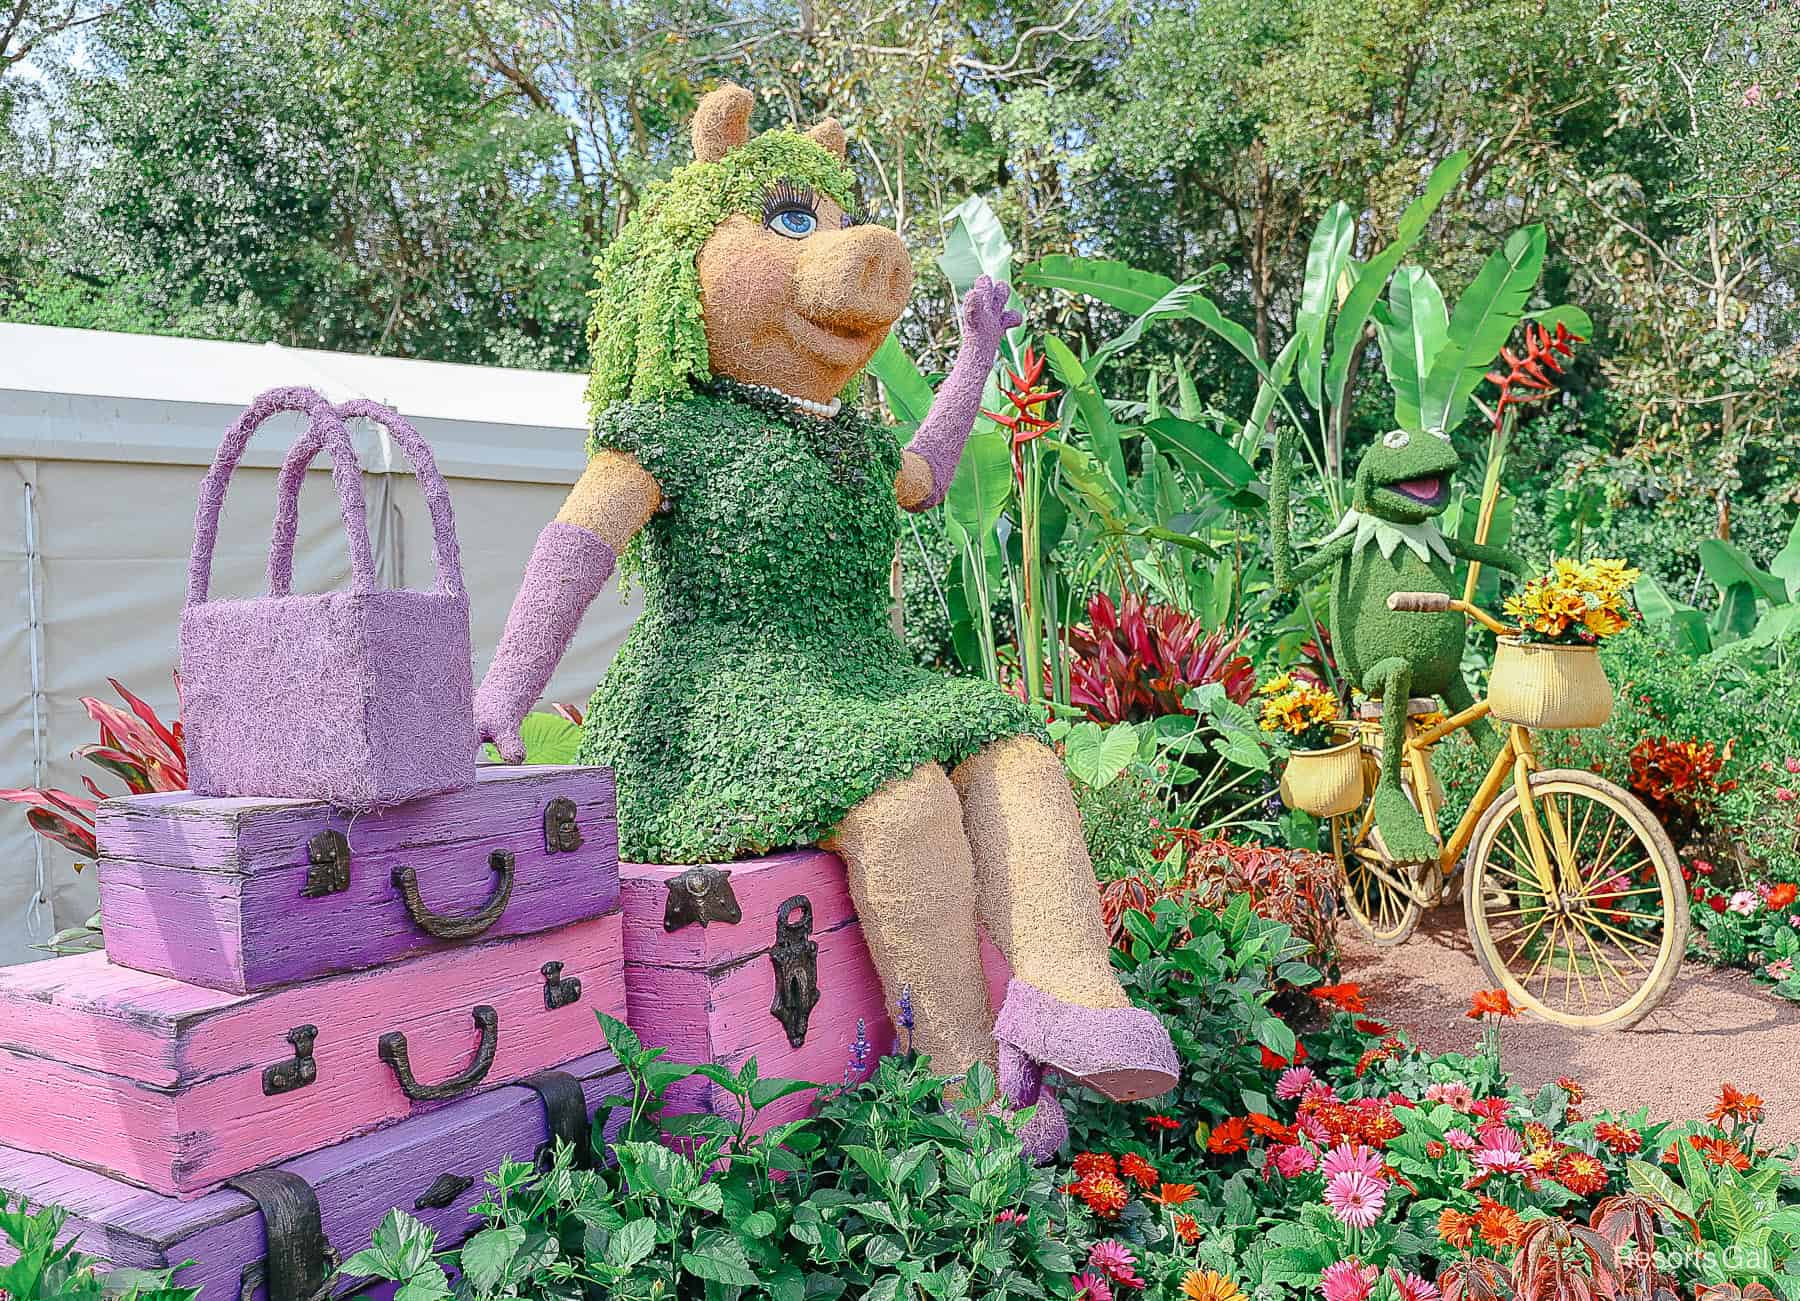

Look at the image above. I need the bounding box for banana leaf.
[1419,224,1546,435]
[1373,265,1449,432]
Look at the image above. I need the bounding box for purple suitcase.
[0,1048,627,1301]
[94,765,617,994]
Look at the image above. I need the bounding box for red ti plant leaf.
[83,699,182,776]
[26,807,98,858]
[1065,589,1255,724]
[108,679,184,764]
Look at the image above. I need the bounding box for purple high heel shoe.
[994,978,1179,1102]
[1000,1043,1068,1162]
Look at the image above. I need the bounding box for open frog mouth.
[1386,475,1446,505]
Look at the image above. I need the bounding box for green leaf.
[1714,581,1759,642]
[682,1231,761,1287]
[937,195,1014,300]
[606,1219,657,1272]
[1710,1176,1763,1247]
[867,334,934,428]
[1374,266,1449,432]
[1043,335,1126,492]
[739,1211,779,1240]
[1420,224,1547,435]
[748,1076,816,1110]
[1294,203,1356,410]
[1770,514,1800,601]
[1525,304,1594,340]
[1699,539,1789,604]
[945,429,1013,539]
[480,711,581,765]
[1626,1159,1695,1219]
[1254,1015,1297,1060]
[1016,255,1178,315]
[1143,417,1254,492]
[1326,151,1470,416]
[458,1226,525,1295]
[1174,354,1203,419]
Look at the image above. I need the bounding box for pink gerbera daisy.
[1073,1272,1114,1301]
[1424,1082,1475,1110]
[1319,1259,1378,1301]
[1320,1143,1386,1181]
[1088,1241,1145,1291]
[1324,1170,1388,1229]
[1274,1144,1319,1178]
[1444,1128,1478,1151]
[1474,1126,1529,1176]
[1390,1270,1442,1301]
[1277,1066,1319,1100]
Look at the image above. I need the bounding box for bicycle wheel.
[1463,768,1687,1029]
[1332,749,1426,946]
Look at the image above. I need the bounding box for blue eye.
[770,207,818,238]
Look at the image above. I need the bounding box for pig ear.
[692,83,754,163]
[805,117,847,159]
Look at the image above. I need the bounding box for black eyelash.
[762,180,819,224]
[841,203,871,229]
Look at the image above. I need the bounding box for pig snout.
[793,226,914,332]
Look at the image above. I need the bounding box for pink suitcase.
[0,913,625,1198]
[620,848,1010,1132]
[0,1047,627,1301]
[95,765,618,993]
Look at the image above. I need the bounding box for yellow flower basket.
[1279,736,1365,817]
[1487,637,1613,730]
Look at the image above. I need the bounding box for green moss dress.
[575,381,1039,864]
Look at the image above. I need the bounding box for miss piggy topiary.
[475,83,1176,1154]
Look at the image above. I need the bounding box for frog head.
[1351,427,1460,524]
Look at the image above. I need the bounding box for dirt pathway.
[1341,910,1799,1146]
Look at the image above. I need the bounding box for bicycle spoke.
[1503,910,1555,966]
[1574,916,1627,1002]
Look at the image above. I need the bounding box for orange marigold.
[1208,1116,1250,1154]
[1554,1151,1609,1196]
[1119,1152,1160,1188]
[1076,1172,1131,1216]
[1312,982,1369,1013]
[1467,988,1518,1020]
[1437,1208,1475,1249]
[1710,1083,1765,1126]
[1595,1122,1643,1155]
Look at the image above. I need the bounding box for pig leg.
[952,737,1178,1103]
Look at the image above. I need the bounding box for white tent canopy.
[0,322,642,963]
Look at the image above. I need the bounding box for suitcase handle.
[187,387,377,606]
[390,850,515,941]
[266,398,468,601]
[378,1004,499,1102]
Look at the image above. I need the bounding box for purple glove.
[475,522,615,763]
[905,274,1023,508]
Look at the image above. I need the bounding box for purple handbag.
[179,386,475,809]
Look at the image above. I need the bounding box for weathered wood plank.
[0,1048,628,1301]
[95,767,618,993]
[0,913,626,1197]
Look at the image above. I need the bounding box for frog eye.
[1383,430,1411,449]
[1429,426,1452,442]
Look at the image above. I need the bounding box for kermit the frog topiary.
[1271,423,1523,862]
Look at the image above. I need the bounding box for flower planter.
[1487,637,1613,730]
[1279,737,1365,818]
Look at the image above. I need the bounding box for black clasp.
[263,1025,318,1097]
[391,850,515,941]
[768,894,820,1050]
[379,1005,500,1102]
[413,1171,475,1211]
[541,961,582,1011]
[300,830,350,898]
[663,866,742,931]
[543,797,582,854]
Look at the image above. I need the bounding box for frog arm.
[476,451,662,761]
[1442,534,1525,576]
[1288,534,1354,589]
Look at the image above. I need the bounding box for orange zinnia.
[1709,1083,1765,1126]
[1076,1172,1130,1216]
[1119,1152,1160,1188]
[1466,988,1518,1019]
[1689,1134,1752,1171]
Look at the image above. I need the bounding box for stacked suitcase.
[0,764,628,1301]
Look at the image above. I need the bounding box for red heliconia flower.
[1484,320,1583,430]
[982,343,1061,486]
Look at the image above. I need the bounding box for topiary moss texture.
[575,380,1040,863]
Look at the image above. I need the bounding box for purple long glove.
[904,274,1024,508]
[475,522,615,763]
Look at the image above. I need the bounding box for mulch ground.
[1341,909,1799,1145]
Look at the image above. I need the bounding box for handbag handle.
[266,398,468,601]
[187,387,376,607]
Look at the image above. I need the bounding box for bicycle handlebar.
[1388,592,1453,612]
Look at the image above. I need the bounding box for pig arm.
[474,451,661,761]
[894,275,1021,512]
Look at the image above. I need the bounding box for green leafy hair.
[583,130,860,419]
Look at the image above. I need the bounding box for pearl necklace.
[752,384,841,419]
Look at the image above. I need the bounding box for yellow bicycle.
[1332,592,1688,1029]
